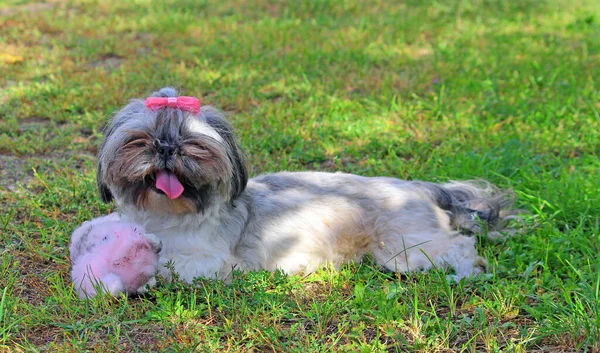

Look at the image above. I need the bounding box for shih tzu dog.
[96,87,515,284]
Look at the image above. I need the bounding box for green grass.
[1,0,599,351]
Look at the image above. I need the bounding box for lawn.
[1,0,599,351]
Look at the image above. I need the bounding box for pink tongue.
[155,171,184,199]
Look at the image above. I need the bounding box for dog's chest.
[158,226,235,280]
[127,211,236,280]
[157,225,229,256]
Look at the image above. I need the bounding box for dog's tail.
[412,180,517,236]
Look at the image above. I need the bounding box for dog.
[69,214,162,297]
[96,87,515,284]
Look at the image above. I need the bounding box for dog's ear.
[202,107,249,200]
[97,165,114,203]
[225,131,249,200]
[96,118,123,203]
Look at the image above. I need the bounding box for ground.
[0,0,599,352]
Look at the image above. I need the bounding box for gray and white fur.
[96,87,515,283]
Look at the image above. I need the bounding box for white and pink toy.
[69,214,162,298]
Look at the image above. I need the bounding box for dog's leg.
[368,198,487,279]
[441,235,488,280]
[272,252,326,275]
[370,231,486,280]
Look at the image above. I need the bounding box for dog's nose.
[156,142,175,158]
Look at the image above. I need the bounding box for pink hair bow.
[145,96,201,114]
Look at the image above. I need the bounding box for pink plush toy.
[69,214,162,298]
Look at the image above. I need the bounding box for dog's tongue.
[155,171,184,199]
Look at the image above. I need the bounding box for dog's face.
[97,89,248,215]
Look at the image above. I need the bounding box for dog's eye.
[124,134,151,149]
[184,142,211,156]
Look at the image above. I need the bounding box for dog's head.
[97,87,248,215]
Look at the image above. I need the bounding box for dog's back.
[238,172,515,279]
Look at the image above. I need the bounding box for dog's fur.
[97,87,515,283]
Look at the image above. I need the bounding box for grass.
[0,0,599,351]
